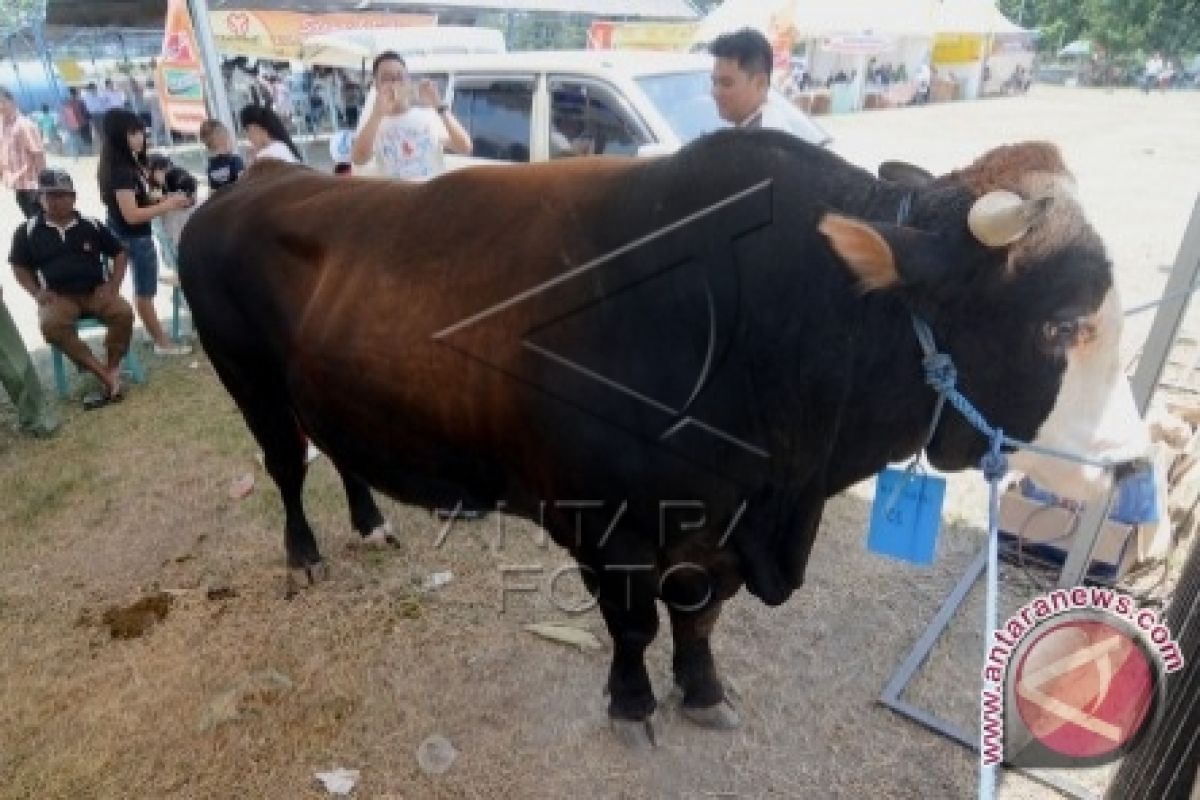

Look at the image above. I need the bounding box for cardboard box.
[998,488,1145,581]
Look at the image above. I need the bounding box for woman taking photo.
[97,109,192,356]
[239,104,302,164]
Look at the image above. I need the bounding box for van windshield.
[634,70,830,147]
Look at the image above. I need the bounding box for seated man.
[9,169,133,409]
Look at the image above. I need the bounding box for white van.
[358,49,830,170]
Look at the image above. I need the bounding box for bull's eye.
[1042,319,1080,349]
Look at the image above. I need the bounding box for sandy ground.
[0,85,1197,800]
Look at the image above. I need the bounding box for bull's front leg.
[332,462,396,547]
[667,600,740,729]
[663,556,741,730]
[595,568,660,749]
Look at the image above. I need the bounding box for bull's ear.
[878,160,934,187]
[819,213,945,291]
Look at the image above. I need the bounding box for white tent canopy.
[933,0,1027,34]
[695,0,1027,44]
[300,26,506,69]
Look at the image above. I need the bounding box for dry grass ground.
[0,85,1197,800]
[0,351,1017,799]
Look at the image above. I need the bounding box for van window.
[450,78,535,163]
[548,79,647,159]
[635,70,829,147]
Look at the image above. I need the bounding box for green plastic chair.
[51,317,147,399]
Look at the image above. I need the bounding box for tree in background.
[997,0,1199,57]
[0,0,45,36]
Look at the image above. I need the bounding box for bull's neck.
[825,250,939,495]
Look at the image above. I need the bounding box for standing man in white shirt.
[81,82,107,144]
[708,28,793,132]
[351,51,472,181]
[102,78,127,113]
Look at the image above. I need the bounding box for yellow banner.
[587,21,698,52]
[210,9,437,60]
[157,0,207,135]
[55,59,85,83]
[933,34,984,64]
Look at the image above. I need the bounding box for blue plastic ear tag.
[867,465,946,565]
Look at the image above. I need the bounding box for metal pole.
[9,35,33,110]
[32,20,64,107]
[186,0,234,133]
[1058,195,1200,589]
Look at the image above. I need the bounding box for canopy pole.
[187,0,234,134]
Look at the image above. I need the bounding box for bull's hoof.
[680,698,741,730]
[361,522,399,548]
[285,561,329,597]
[610,717,657,749]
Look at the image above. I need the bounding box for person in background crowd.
[239,104,302,164]
[145,79,168,146]
[9,169,133,410]
[129,78,151,131]
[269,75,292,128]
[708,28,795,132]
[30,104,57,154]
[97,109,193,357]
[0,281,57,434]
[81,82,106,144]
[914,61,932,104]
[198,119,245,190]
[102,78,126,113]
[351,51,472,180]
[0,87,46,218]
[147,153,198,254]
[63,86,91,152]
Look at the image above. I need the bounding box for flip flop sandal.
[82,391,112,411]
[82,387,124,411]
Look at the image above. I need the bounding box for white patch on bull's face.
[1009,287,1149,500]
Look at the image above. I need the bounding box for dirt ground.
[0,86,1197,800]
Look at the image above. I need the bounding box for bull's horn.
[968,190,1053,247]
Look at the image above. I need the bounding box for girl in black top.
[97,108,193,355]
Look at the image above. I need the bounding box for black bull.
[179,131,1123,741]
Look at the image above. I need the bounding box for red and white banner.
[157,0,208,135]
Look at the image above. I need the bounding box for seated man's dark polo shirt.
[8,212,125,295]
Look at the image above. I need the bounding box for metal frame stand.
[879,546,1098,800]
[880,195,1200,799]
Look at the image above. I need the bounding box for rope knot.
[980,431,1008,483]
[923,352,957,394]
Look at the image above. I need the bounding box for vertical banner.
[587,21,615,50]
[157,0,208,135]
[767,0,798,87]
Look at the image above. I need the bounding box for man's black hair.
[709,28,774,78]
[372,50,406,77]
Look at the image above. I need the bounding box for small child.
[147,153,198,258]
[198,118,244,191]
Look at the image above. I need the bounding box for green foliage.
[997,0,1200,57]
[0,0,45,35]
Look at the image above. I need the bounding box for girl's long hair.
[239,103,302,162]
[97,108,148,197]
